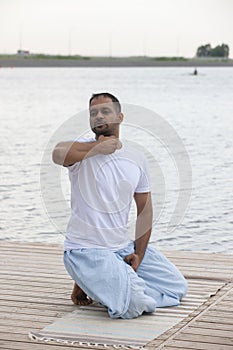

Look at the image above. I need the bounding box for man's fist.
[96,135,121,155]
[124,253,141,271]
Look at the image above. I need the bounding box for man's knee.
[179,276,188,299]
[109,271,156,319]
[109,293,156,319]
[119,294,156,319]
[169,274,188,304]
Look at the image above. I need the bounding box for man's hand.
[124,253,142,271]
[96,135,121,155]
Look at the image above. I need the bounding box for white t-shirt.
[64,138,150,251]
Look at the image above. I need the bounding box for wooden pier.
[0,242,232,349]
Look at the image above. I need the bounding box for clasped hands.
[96,135,122,155]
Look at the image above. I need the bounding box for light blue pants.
[64,242,187,319]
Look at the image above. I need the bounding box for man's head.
[89,92,123,138]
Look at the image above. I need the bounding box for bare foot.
[71,283,93,306]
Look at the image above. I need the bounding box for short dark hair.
[89,92,121,114]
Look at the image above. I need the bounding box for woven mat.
[29,302,183,348]
[29,278,226,348]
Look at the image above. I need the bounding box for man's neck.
[95,132,119,140]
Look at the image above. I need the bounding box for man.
[52,92,187,319]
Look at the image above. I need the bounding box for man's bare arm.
[124,192,152,271]
[52,135,121,166]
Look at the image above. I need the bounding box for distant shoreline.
[0,56,233,68]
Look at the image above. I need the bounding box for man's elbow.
[52,143,65,165]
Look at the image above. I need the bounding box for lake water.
[0,67,233,252]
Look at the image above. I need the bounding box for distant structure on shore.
[17,49,30,56]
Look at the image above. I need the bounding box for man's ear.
[118,113,124,124]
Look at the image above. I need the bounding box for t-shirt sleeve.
[135,156,151,193]
[67,162,80,172]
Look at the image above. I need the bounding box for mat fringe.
[28,332,143,349]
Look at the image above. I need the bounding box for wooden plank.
[0,282,72,291]
[158,348,191,350]
[0,325,43,333]
[0,273,71,284]
[0,260,64,268]
[0,284,71,294]
[165,259,233,268]
[0,305,72,318]
[0,288,69,298]
[161,340,233,349]
[191,321,233,331]
[222,294,233,300]
[174,332,233,345]
[0,294,72,305]
[0,250,63,258]
[0,270,68,279]
[203,310,233,318]
[0,266,65,275]
[209,305,233,312]
[164,260,233,270]
[0,311,60,323]
[163,250,233,261]
[0,339,101,350]
[186,280,227,286]
[195,315,233,324]
[0,242,63,251]
[179,273,232,281]
[0,256,63,264]
[0,319,48,329]
[184,326,233,338]
[0,301,76,313]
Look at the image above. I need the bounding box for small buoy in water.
[193,68,198,75]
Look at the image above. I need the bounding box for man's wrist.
[134,251,144,262]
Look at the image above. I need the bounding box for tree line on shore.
[196,43,229,58]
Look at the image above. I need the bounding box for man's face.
[89,96,122,137]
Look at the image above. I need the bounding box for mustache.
[94,120,107,127]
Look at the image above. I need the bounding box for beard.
[92,123,113,137]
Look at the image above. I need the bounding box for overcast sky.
[0,0,233,57]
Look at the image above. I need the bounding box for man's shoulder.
[121,142,148,162]
[74,137,95,143]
